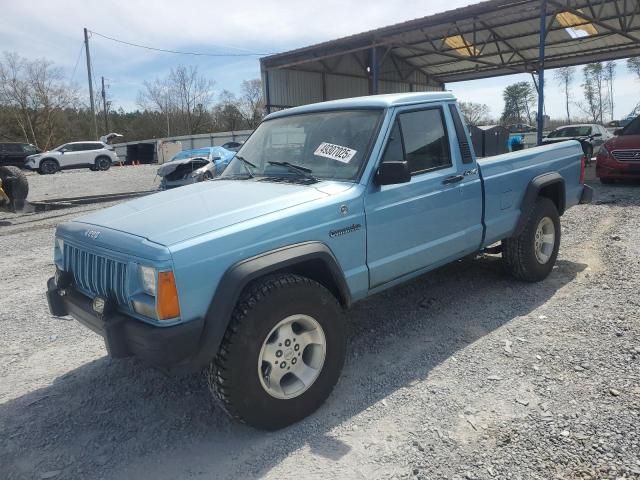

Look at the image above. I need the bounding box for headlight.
[54,238,64,266]
[139,265,157,296]
[134,267,181,321]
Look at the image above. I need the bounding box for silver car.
[157,147,236,189]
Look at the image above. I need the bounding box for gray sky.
[2,0,638,120]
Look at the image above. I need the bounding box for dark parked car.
[0,142,40,168]
[596,115,640,184]
[508,123,535,133]
[541,124,610,160]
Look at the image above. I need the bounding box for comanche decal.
[329,224,362,238]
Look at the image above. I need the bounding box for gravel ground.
[20,165,159,202]
[0,166,639,480]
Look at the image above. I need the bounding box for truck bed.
[479,140,584,247]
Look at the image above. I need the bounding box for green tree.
[501,82,536,124]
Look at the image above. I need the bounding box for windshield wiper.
[235,155,256,178]
[267,161,318,182]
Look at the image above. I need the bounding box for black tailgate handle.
[442,175,464,185]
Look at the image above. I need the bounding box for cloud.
[2,1,639,117]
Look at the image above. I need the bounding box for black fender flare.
[187,241,351,371]
[513,172,565,237]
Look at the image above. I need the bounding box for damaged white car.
[157,147,236,189]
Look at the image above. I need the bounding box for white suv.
[25,141,119,174]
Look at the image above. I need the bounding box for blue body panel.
[53,93,585,331]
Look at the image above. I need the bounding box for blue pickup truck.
[47,93,592,429]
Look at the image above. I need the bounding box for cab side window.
[398,109,451,174]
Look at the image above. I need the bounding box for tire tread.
[207,273,334,425]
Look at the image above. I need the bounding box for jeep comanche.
[47,92,592,429]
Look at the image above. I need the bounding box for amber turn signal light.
[157,271,180,320]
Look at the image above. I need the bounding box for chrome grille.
[612,149,640,162]
[63,244,129,306]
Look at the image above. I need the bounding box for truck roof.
[265,92,457,120]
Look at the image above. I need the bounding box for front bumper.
[47,277,204,368]
[596,157,640,179]
[159,177,199,190]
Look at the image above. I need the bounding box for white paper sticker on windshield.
[314,142,357,163]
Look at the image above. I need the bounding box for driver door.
[365,104,483,288]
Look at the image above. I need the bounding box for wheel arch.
[185,241,351,372]
[513,172,565,237]
[40,157,60,166]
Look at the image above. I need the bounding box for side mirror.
[60,148,68,153]
[614,128,623,136]
[375,161,411,186]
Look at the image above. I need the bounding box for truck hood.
[74,179,341,246]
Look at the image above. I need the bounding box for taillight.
[580,156,586,184]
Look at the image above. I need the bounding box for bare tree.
[581,63,607,123]
[554,66,575,123]
[458,101,490,126]
[628,57,640,80]
[604,61,616,122]
[212,90,245,131]
[138,65,215,136]
[0,52,77,149]
[238,79,264,128]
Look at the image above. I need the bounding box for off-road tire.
[503,197,560,282]
[207,273,346,430]
[0,166,28,207]
[38,159,59,175]
[95,156,112,171]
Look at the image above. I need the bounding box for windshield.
[221,109,382,182]
[548,126,592,137]
[621,116,640,136]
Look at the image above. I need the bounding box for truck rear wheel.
[503,197,560,282]
[207,273,346,430]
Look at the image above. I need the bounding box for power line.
[70,42,85,83]
[88,29,272,57]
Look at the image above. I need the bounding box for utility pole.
[84,27,98,139]
[101,76,109,133]
[536,1,547,146]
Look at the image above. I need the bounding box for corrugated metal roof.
[261,0,640,83]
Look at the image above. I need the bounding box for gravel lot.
[0,166,639,480]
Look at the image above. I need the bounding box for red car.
[596,116,640,183]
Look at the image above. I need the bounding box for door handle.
[442,175,464,185]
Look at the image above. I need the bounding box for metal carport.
[260,0,640,143]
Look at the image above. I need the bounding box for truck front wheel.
[207,273,346,430]
[503,197,560,282]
